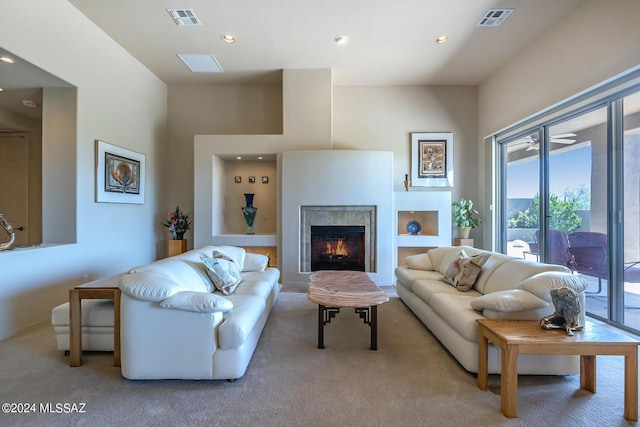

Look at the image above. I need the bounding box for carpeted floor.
[0,292,636,426]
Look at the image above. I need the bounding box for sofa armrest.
[470,289,548,313]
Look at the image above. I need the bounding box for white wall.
[0,0,167,339]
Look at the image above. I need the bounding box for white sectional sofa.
[118,245,280,380]
[395,245,588,375]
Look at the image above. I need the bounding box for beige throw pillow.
[442,253,491,292]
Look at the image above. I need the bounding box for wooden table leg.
[580,355,596,393]
[69,289,82,367]
[501,344,518,418]
[113,289,121,367]
[624,348,638,421]
[370,306,377,351]
[477,328,488,391]
[317,305,325,349]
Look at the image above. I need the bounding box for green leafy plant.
[452,198,481,229]
[163,206,192,240]
[507,194,582,233]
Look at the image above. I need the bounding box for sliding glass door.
[497,81,640,334]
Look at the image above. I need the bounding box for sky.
[507,146,592,198]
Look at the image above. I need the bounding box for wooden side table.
[477,319,640,420]
[454,238,474,247]
[69,274,123,367]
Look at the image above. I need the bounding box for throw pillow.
[518,272,589,301]
[160,291,234,313]
[442,253,490,292]
[441,250,469,286]
[201,255,243,295]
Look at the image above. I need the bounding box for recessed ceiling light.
[0,56,15,64]
[435,36,449,44]
[258,156,263,160]
[0,88,4,92]
[236,156,242,160]
[334,35,349,45]
[221,34,236,43]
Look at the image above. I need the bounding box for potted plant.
[163,206,192,240]
[452,198,481,239]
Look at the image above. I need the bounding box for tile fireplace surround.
[300,205,376,273]
[281,150,394,286]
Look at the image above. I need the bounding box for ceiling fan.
[515,133,577,151]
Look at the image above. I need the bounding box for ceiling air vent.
[477,9,513,27]
[167,8,201,26]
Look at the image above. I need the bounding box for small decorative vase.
[242,193,257,234]
[458,226,472,239]
[173,232,185,240]
[404,174,410,191]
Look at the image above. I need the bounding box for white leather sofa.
[118,245,280,380]
[395,246,588,375]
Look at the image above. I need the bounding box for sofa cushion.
[202,256,243,295]
[232,270,278,300]
[160,291,233,313]
[217,295,266,349]
[428,293,485,342]
[480,259,570,295]
[243,253,269,272]
[394,267,441,291]
[119,271,183,302]
[470,289,548,313]
[129,259,212,293]
[405,253,434,270]
[413,279,482,304]
[518,272,589,301]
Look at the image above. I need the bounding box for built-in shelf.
[393,191,452,268]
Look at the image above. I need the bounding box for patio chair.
[534,229,577,271]
[568,231,640,294]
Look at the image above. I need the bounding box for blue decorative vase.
[241,193,257,234]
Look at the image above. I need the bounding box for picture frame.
[249,176,256,183]
[262,176,269,184]
[235,176,241,183]
[410,132,453,187]
[95,140,145,204]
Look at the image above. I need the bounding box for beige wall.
[0,0,167,339]
[477,0,640,249]
[479,0,640,138]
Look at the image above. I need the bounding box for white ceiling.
[66,0,585,86]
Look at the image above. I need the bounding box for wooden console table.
[69,274,123,367]
[477,319,640,420]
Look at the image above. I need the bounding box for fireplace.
[310,226,365,271]
[300,205,376,273]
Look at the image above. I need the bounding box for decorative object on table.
[163,206,192,240]
[403,174,410,191]
[95,140,145,204]
[410,132,453,187]
[406,220,422,235]
[241,193,258,234]
[235,176,241,183]
[452,198,481,239]
[540,286,583,336]
[0,214,16,251]
[262,176,269,184]
[248,176,256,183]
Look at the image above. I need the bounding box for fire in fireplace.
[310,225,365,271]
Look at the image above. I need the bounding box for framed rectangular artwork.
[95,140,145,204]
[410,132,453,187]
